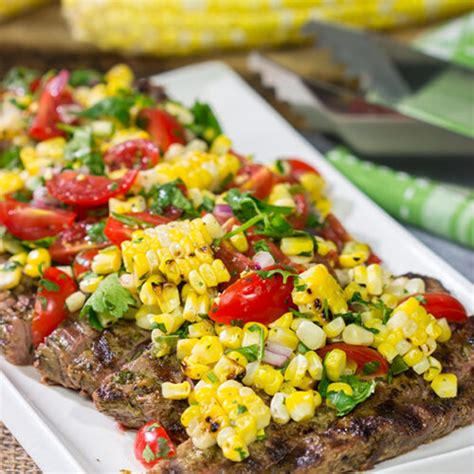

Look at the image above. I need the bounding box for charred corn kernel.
[268,183,295,208]
[191,336,223,365]
[324,317,346,339]
[153,312,184,335]
[162,381,191,400]
[188,320,215,338]
[234,413,257,445]
[269,311,293,329]
[210,134,232,155]
[267,326,299,351]
[182,355,210,380]
[254,365,283,396]
[105,63,133,94]
[314,236,337,257]
[305,351,323,380]
[343,281,369,302]
[324,348,346,381]
[292,264,347,315]
[155,283,181,314]
[326,382,353,407]
[91,246,121,275]
[377,342,398,362]
[296,320,326,350]
[226,351,249,367]
[181,405,201,427]
[0,171,24,196]
[139,275,164,306]
[65,291,86,313]
[342,324,374,346]
[431,373,457,398]
[229,230,249,253]
[413,356,430,375]
[339,241,370,268]
[286,390,315,422]
[214,355,245,382]
[296,375,315,390]
[403,348,424,367]
[79,274,103,293]
[366,264,383,295]
[284,354,308,386]
[242,322,268,347]
[201,213,224,239]
[280,236,314,256]
[300,172,325,201]
[436,318,452,343]
[23,248,50,278]
[177,338,199,360]
[0,262,22,290]
[189,426,217,450]
[219,327,243,349]
[270,393,290,424]
[405,278,425,294]
[9,252,27,266]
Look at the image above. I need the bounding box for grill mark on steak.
[34,319,150,396]
[93,348,187,442]
[0,277,36,365]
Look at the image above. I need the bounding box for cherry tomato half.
[209,265,296,325]
[46,170,138,207]
[104,139,160,171]
[237,163,276,200]
[29,70,74,141]
[0,200,76,241]
[104,212,171,246]
[73,248,100,279]
[138,108,185,152]
[318,213,351,252]
[134,421,176,469]
[287,193,310,230]
[318,343,389,377]
[285,158,320,179]
[49,220,108,264]
[409,293,468,323]
[32,267,77,346]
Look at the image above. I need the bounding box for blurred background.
[1,0,473,278]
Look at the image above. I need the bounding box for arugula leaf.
[78,97,135,126]
[80,273,136,329]
[187,101,222,143]
[226,344,259,362]
[87,221,107,243]
[69,69,103,87]
[0,146,23,170]
[326,375,376,416]
[147,180,197,218]
[64,126,104,175]
[255,267,296,284]
[2,67,39,92]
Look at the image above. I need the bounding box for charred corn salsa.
[0,65,469,467]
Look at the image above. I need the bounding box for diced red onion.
[252,251,275,270]
[213,204,233,222]
[266,341,293,358]
[57,104,82,124]
[263,348,290,367]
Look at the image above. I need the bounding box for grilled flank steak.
[152,316,474,473]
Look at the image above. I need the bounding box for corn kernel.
[324,348,346,381]
[0,262,22,290]
[65,291,86,313]
[284,354,308,386]
[305,351,323,380]
[162,381,191,400]
[219,326,243,349]
[234,413,258,445]
[91,246,121,275]
[280,236,314,256]
[267,326,299,351]
[226,350,249,367]
[270,392,290,424]
[285,391,315,422]
[436,318,452,343]
[269,312,293,329]
[342,324,374,346]
[377,342,398,363]
[23,248,50,278]
[79,275,103,293]
[188,320,215,338]
[324,317,346,339]
[181,405,201,427]
[367,264,383,295]
[431,373,457,398]
[229,228,249,253]
[403,348,424,367]
[176,338,199,360]
[182,356,210,380]
[0,171,24,197]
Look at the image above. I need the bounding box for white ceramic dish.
[1,61,473,474]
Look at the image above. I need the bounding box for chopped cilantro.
[207,372,218,383]
[142,444,156,463]
[111,212,154,228]
[2,67,39,93]
[187,101,223,143]
[0,146,23,170]
[9,190,31,202]
[147,180,198,218]
[38,295,48,311]
[199,195,215,213]
[78,96,135,126]
[289,308,312,319]
[234,447,248,461]
[247,324,265,360]
[389,355,409,376]
[226,344,260,362]
[156,437,171,458]
[69,69,103,87]
[252,239,271,254]
[275,159,285,175]
[151,322,167,333]
[20,236,57,249]
[64,126,104,175]
[237,404,248,414]
[39,279,60,292]
[297,342,310,354]
[414,294,427,304]
[255,267,296,284]
[362,360,381,375]
[80,273,136,329]
[87,221,107,243]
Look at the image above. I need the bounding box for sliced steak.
[34,319,150,396]
[93,349,187,442]
[0,276,36,365]
[153,317,474,474]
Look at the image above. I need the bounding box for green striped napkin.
[326,147,474,248]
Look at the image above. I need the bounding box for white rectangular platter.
[1,61,473,474]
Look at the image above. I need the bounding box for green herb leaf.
[111,212,155,228]
[142,444,156,463]
[80,273,136,329]
[289,308,313,319]
[21,236,57,249]
[362,360,381,375]
[207,372,218,383]
[226,344,260,362]
[199,195,215,213]
[252,240,271,254]
[78,97,135,126]
[39,279,60,292]
[69,69,103,87]
[2,67,39,93]
[156,437,171,459]
[0,146,23,170]
[327,375,376,416]
[297,342,310,354]
[64,126,105,175]
[255,267,296,284]
[147,180,198,218]
[188,101,222,143]
[87,221,107,243]
[390,355,409,376]
[414,294,427,304]
[237,404,248,414]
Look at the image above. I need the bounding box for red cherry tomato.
[318,213,351,252]
[408,293,468,323]
[237,163,276,200]
[209,265,296,325]
[32,267,77,345]
[73,248,100,279]
[134,421,176,469]
[318,343,389,377]
[285,158,320,179]
[104,212,171,246]
[138,108,185,151]
[29,70,74,141]
[287,193,310,230]
[213,240,258,284]
[104,139,160,171]
[0,200,76,241]
[49,221,108,264]
[46,170,138,207]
